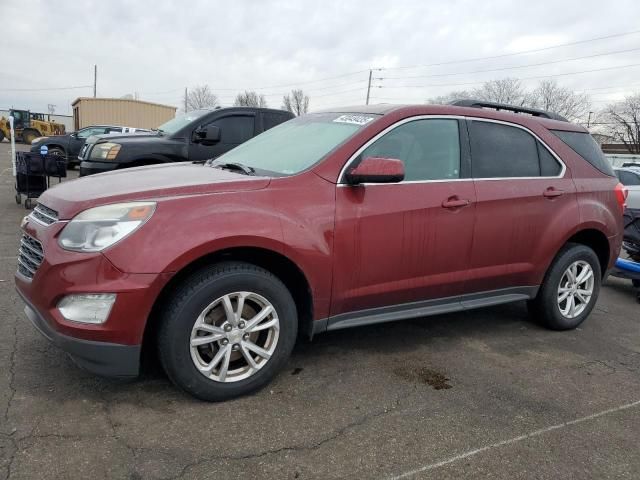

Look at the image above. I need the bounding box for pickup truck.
[78,107,294,176]
[30,125,151,168]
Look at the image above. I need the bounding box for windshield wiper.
[209,160,255,176]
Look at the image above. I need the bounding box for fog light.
[57,294,116,324]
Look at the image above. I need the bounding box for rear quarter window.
[551,130,614,176]
[262,112,292,130]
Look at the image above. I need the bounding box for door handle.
[442,197,471,209]
[543,187,564,198]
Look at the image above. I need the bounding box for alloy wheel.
[557,260,595,319]
[189,291,280,382]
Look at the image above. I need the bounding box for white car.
[615,166,640,210]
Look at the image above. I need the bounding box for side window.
[359,119,461,181]
[469,121,540,178]
[262,112,290,131]
[77,127,106,139]
[469,121,562,178]
[209,116,255,144]
[619,171,640,186]
[537,142,562,176]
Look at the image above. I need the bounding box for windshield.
[157,109,210,135]
[213,112,379,175]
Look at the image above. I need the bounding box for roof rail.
[449,99,568,122]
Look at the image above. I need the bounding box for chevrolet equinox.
[16,100,625,401]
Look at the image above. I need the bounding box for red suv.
[16,101,625,401]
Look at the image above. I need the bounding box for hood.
[86,132,162,145]
[39,163,271,219]
[31,134,66,148]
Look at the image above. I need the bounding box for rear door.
[189,113,256,161]
[465,119,577,293]
[331,117,477,316]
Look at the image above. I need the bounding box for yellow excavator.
[0,109,66,144]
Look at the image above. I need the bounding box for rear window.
[551,130,614,176]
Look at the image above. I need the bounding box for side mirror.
[194,125,221,145]
[344,157,405,185]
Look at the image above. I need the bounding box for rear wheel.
[158,262,298,401]
[21,129,39,145]
[528,243,601,330]
[0,129,5,142]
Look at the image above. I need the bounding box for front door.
[331,117,477,316]
[189,113,256,162]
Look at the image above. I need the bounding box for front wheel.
[21,129,39,145]
[158,262,298,401]
[528,243,601,330]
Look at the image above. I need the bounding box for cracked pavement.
[1,143,639,479]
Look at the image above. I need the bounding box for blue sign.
[40,145,48,156]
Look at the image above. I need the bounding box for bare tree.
[471,78,532,106]
[604,93,640,154]
[282,89,310,116]
[234,91,268,108]
[427,90,473,105]
[187,85,219,111]
[528,80,590,122]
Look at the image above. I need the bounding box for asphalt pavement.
[1,142,639,479]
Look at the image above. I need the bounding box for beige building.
[71,97,176,130]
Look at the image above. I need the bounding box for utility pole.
[184,87,188,112]
[365,70,372,105]
[587,111,594,128]
[93,65,97,98]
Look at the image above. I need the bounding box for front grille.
[30,203,59,226]
[17,234,44,280]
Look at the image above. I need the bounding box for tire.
[528,243,601,330]
[48,147,65,158]
[0,130,5,142]
[15,193,21,205]
[158,261,298,401]
[21,129,39,145]
[24,198,33,210]
[633,279,640,289]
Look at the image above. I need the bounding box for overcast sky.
[2,0,640,116]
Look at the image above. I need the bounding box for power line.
[378,47,640,80]
[210,69,369,91]
[2,85,93,92]
[379,29,640,71]
[374,63,640,90]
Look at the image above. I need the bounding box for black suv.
[78,107,294,176]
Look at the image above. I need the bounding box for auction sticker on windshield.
[333,114,375,125]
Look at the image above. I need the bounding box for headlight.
[58,202,156,252]
[89,142,121,160]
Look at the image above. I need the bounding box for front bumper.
[79,160,119,176]
[19,290,140,377]
[15,217,173,378]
